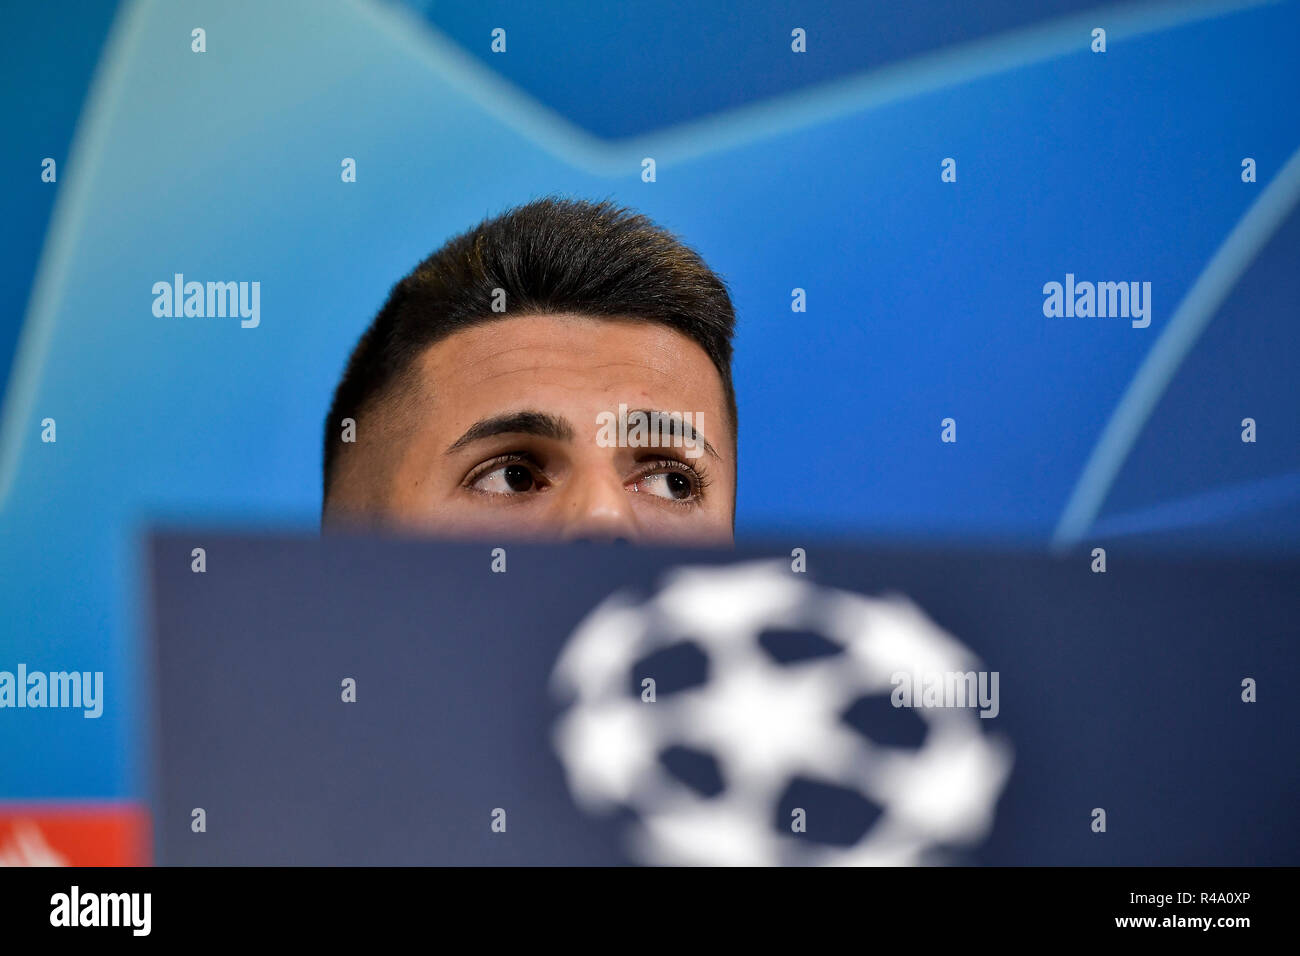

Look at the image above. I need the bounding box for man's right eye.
[467,458,545,495]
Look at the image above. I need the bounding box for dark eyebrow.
[625,408,721,461]
[444,411,575,454]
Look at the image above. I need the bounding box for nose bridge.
[559,461,637,542]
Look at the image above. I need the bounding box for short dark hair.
[322,196,738,505]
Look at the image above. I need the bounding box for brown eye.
[632,470,697,501]
[663,472,692,500]
[503,464,534,492]
[471,461,542,495]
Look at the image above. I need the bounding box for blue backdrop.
[1,0,1297,806]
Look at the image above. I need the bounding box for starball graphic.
[551,561,1013,866]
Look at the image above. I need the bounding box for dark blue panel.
[149,532,1300,865]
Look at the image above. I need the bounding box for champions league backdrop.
[1,0,1298,891]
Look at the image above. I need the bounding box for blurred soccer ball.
[550,560,1013,866]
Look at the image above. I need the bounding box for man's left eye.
[631,471,695,501]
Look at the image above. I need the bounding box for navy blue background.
[2,0,1297,821]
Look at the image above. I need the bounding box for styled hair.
[322,196,738,505]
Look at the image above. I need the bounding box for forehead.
[409,313,730,434]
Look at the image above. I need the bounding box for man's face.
[326,313,735,545]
